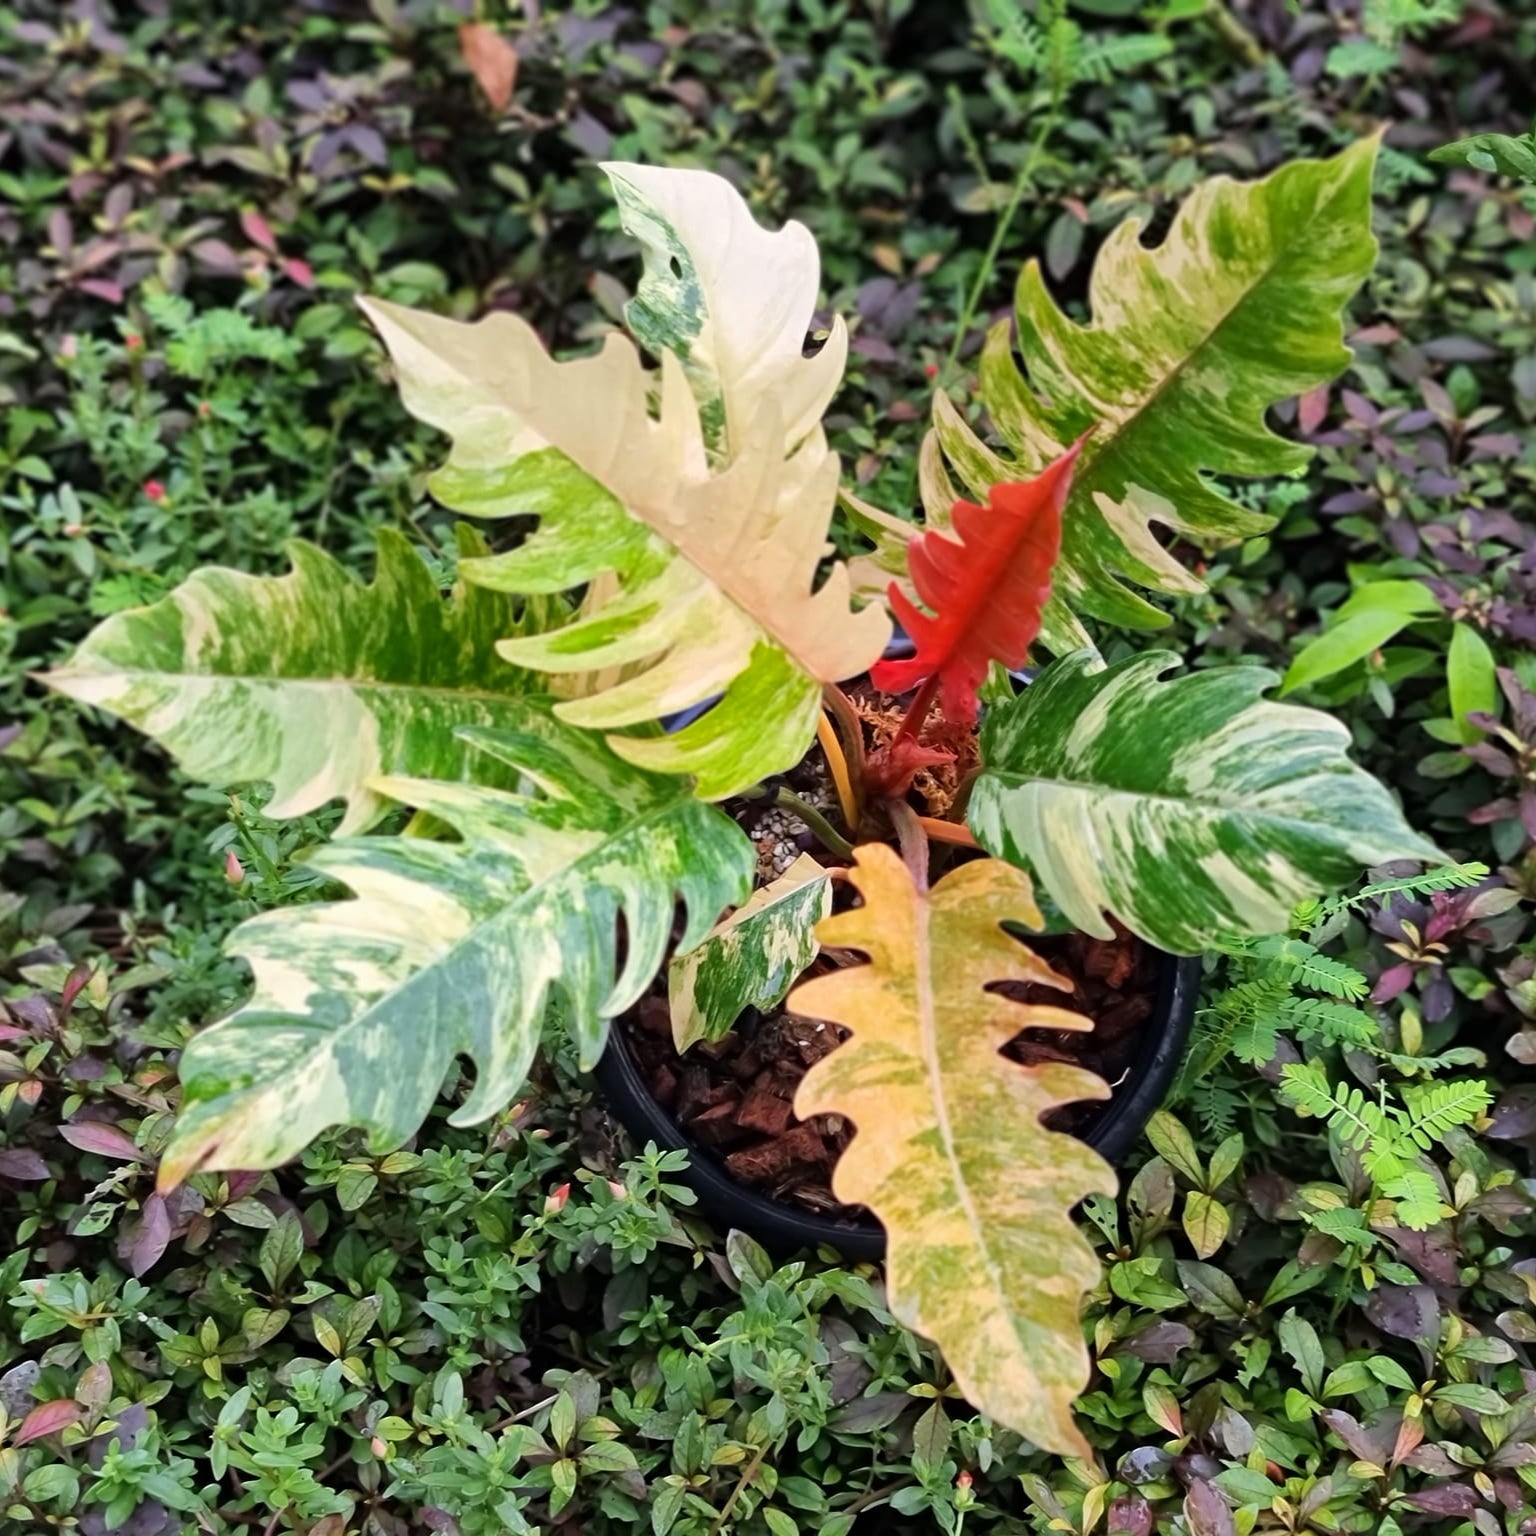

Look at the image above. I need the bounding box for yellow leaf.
[789,846,1116,1456]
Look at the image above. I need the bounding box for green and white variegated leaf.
[968,649,1441,954]
[359,165,888,802]
[668,852,832,1052]
[46,529,543,834]
[929,137,1380,643]
[605,162,847,458]
[159,707,753,1185]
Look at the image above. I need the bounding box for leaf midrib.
[978,769,1370,837]
[915,896,1018,1363]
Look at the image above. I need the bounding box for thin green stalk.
[941,103,1061,385]
[1204,0,1266,67]
[775,788,856,861]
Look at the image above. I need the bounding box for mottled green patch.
[970,650,1441,954]
[932,138,1381,636]
[46,529,545,833]
[160,708,753,1184]
[669,853,831,1052]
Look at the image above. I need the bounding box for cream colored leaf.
[360,166,888,798]
[789,846,1115,1456]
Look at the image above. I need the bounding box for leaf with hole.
[362,164,888,799]
[924,138,1380,645]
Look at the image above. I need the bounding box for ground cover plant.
[2,1,1535,1533]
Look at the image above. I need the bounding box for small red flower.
[143,480,166,502]
[544,1182,570,1214]
[924,363,938,378]
[124,333,143,352]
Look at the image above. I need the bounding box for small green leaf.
[1446,623,1497,744]
[1176,1261,1245,1322]
[1146,1111,1205,1185]
[1206,1133,1244,1191]
[1281,581,1439,696]
[1276,1308,1325,1397]
[1430,131,1536,182]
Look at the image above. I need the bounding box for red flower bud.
[143,480,166,502]
[544,1182,570,1214]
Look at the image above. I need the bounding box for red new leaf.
[870,439,1083,725]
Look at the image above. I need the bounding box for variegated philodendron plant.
[51,139,1442,1455]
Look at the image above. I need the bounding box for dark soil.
[619,925,1157,1218]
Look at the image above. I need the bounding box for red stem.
[891,674,940,749]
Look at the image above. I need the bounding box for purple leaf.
[1106,1495,1152,1536]
[58,1122,148,1162]
[0,1148,50,1180]
[1183,1479,1235,1536]
[1404,1484,1480,1516]
[126,1194,172,1277]
[1366,1284,1440,1346]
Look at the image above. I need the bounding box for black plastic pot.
[594,949,1202,1260]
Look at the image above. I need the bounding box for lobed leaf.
[922,137,1380,642]
[159,707,753,1185]
[360,164,889,800]
[46,529,538,834]
[969,650,1441,953]
[789,846,1115,1457]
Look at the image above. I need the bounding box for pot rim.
[594,947,1203,1260]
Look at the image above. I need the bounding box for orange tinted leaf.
[789,845,1115,1455]
[871,440,1082,723]
[458,24,519,113]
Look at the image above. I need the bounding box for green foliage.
[1431,117,1536,181]
[1279,1060,1490,1229]
[3,1,1536,1531]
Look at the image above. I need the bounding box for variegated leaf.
[668,852,832,1052]
[359,164,888,801]
[159,708,752,1185]
[46,529,540,834]
[790,847,1114,1458]
[969,650,1442,954]
[928,137,1379,640]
